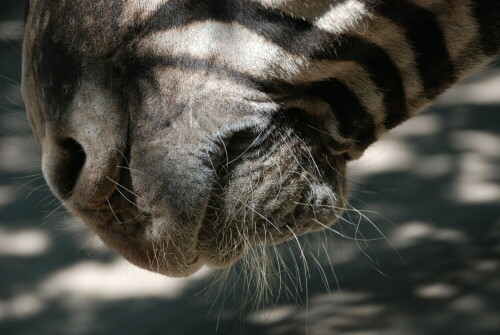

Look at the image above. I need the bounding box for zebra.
[22,0,499,278]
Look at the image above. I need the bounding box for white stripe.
[120,0,171,27]
[139,21,309,81]
[251,0,370,35]
[315,1,371,35]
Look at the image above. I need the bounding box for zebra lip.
[65,198,205,277]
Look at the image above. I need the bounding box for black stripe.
[471,1,500,56]
[309,79,377,153]
[138,0,407,130]
[373,0,456,99]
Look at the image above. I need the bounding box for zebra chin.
[73,184,345,278]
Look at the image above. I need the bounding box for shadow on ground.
[1,3,499,335]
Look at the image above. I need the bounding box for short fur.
[22,0,499,276]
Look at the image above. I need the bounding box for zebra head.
[22,0,499,277]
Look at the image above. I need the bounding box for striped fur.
[22,0,499,277]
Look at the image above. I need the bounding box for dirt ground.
[1,3,499,335]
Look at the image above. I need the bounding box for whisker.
[106,196,123,225]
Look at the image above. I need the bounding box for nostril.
[53,138,87,199]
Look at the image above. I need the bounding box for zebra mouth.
[65,144,346,278]
[73,194,342,277]
[68,195,204,277]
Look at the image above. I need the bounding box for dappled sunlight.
[0,135,40,173]
[438,68,500,105]
[1,3,499,334]
[449,132,500,204]
[0,20,24,41]
[413,154,453,178]
[0,228,51,257]
[40,260,213,301]
[247,305,296,325]
[415,283,458,299]
[453,173,499,204]
[451,130,500,156]
[349,139,415,175]
[389,221,468,248]
[349,113,445,177]
[392,113,443,136]
[0,259,213,322]
[0,293,44,321]
[0,185,18,206]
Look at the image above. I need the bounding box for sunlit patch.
[247,305,296,325]
[446,131,500,204]
[340,304,384,318]
[349,138,414,175]
[0,260,213,323]
[452,294,485,313]
[459,152,497,176]
[350,113,450,178]
[40,259,213,301]
[0,20,24,41]
[414,154,453,178]
[390,221,467,248]
[120,0,169,25]
[415,283,457,299]
[0,135,40,173]
[0,89,29,131]
[315,291,372,305]
[451,130,500,157]
[474,260,498,272]
[0,228,50,256]
[391,113,442,136]
[438,69,500,105]
[451,151,500,204]
[451,131,500,157]
[0,294,43,321]
[454,181,500,204]
[0,185,18,207]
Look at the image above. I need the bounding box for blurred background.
[1,3,499,335]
